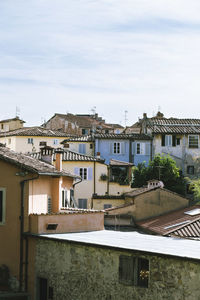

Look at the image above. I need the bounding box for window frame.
[28,137,33,144]
[113,142,121,154]
[53,139,59,145]
[187,165,194,175]
[136,142,145,155]
[188,135,199,149]
[79,167,88,180]
[0,188,6,225]
[78,198,87,209]
[119,255,149,288]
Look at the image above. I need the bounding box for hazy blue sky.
[1,0,200,126]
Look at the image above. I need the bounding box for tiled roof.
[94,133,152,140]
[137,205,200,236]
[148,118,200,134]
[30,148,104,163]
[109,159,133,166]
[106,123,124,129]
[0,117,25,123]
[61,135,94,143]
[0,145,76,177]
[0,127,75,137]
[60,208,104,213]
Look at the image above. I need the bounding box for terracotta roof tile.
[0,127,75,137]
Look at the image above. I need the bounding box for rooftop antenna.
[158,105,161,112]
[91,106,96,115]
[124,110,128,127]
[16,106,20,118]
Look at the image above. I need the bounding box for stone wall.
[34,238,200,300]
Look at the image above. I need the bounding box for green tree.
[188,179,200,203]
[132,154,186,195]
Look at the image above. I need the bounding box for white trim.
[0,188,6,225]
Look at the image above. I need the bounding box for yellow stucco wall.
[0,119,23,132]
[93,198,125,210]
[0,136,66,153]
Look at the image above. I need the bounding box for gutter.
[19,173,39,292]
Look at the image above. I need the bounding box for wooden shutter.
[172,135,176,147]
[132,142,136,154]
[88,167,93,180]
[161,135,165,146]
[74,167,79,176]
[110,142,113,154]
[82,144,86,154]
[145,143,151,155]
[121,142,125,154]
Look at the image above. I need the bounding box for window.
[187,165,194,175]
[82,129,89,135]
[136,143,145,155]
[114,142,121,154]
[39,141,47,146]
[105,129,109,134]
[74,167,92,181]
[176,138,180,145]
[189,135,199,148]
[104,204,112,209]
[37,277,53,300]
[1,124,3,130]
[0,188,6,224]
[119,256,149,288]
[53,139,59,145]
[28,138,33,144]
[78,199,87,209]
[161,135,172,147]
[79,168,87,180]
[62,190,69,208]
[90,143,93,149]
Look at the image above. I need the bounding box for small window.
[189,135,199,148]
[0,188,6,224]
[119,256,149,288]
[40,141,47,146]
[114,142,121,154]
[90,143,93,149]
[64,143,70,148]
[104,204,112,209]
[28,138,33,144]
[105,129,109,134]
[78,199,87,209]
[136,143,145,155]
[79,168,87,180]
[1,124,3,130]
[176,138,180,145]
[187,165,194,175]
[62,190,69,208]
[53,139,59,145]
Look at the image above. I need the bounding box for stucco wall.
[64,141,94,156]
[93,198,125,210]
[0,136,66,153]
[33,238,200,300]
[128,189,189,221]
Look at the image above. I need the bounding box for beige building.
[0,117,25,133]
[104,184,189,227]
[0,127,74,153]
[0,145,79,295]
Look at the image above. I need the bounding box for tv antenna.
[124,110,128,127]
[16,106,20,118]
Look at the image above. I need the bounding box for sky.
[1,0,200,127]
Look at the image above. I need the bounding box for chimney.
[96,152,101,159]
[40,146,54,164]
[143,113,147,119]
[55,149,63,171]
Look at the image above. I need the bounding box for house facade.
[95,133,152,166]
[129,112,200,177]
[0,127,73,153]
[0,117,25,133]
[28,230,200,300]
[0,145,78,294]
[43,113,124,135]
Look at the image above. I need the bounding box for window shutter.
[145,143,150,155]
[172,135,176,147]
[161,135,165,146]
[132,142,136,154]
[78,144,82,153]
[82,144,86,154]
[88,167,93,180]
[121,142,125,154]
[74,167,79,176]
[110,142,113,154]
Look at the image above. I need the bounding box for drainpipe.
[107,165,110,195]
[19,174,39,292]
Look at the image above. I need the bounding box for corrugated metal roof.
[137,205,200,237]
[38,230,200,261]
